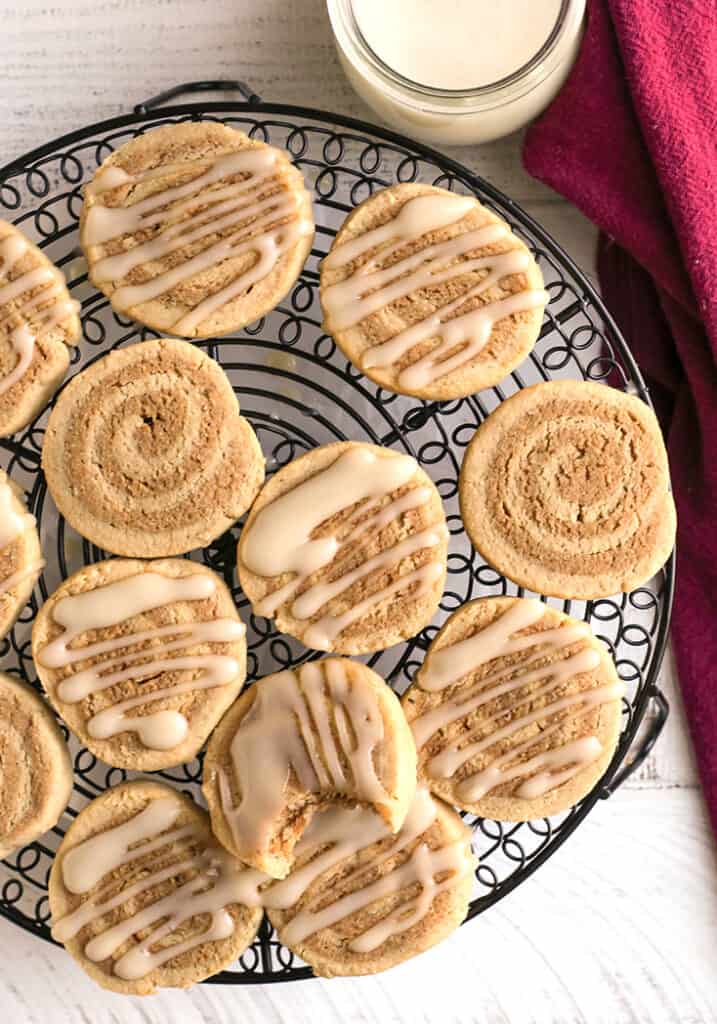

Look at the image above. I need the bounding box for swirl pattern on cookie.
[459,380,677,598]
[81,122,314,338]
[402,598,624,819]
[32,559,247,771]
[0,471,44,639]
[41,337,265,557]
[0,672,72,859]
[0,221,81,436]
[320,184,547,400]
[49,782,262,995]
[203,658,417,878]
[237,442,448,654]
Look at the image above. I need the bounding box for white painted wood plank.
[0,787,713,1024]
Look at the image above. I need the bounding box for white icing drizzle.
[412,599,624,801]
[217,660,394,865]
[322,193,548,388]
[36,571,245,750]
[53,788,473,979]
[52,795,253,982]
[0,232,79,397]
[0,476,44,600]
[241,447,445,649]
[83,148,313,333]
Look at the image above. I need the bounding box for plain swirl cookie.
[459,380,677,598]
[320,183,547,400]
[0,220,81,436]
[49,781,262,995]
[237,441,448,654]
[80,122,314,338]
[203,658,417,879]
[0,470,44,640]
[32,558,247,771]
[402,598,624,819]
[41,337,265,557]
[264,788,474,977]
[0,672,72,859]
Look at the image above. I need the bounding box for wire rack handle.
[133,79,263,115]
[601,687,670,797]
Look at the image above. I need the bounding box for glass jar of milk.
[326,0,586,146]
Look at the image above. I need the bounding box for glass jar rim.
[328,0,579,108]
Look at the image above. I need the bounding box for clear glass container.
[326,0,586,146]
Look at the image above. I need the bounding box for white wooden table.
[1,3,714,1022]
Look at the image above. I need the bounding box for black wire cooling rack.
[0,80,674,984]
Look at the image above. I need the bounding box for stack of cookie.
[0,121,675,995]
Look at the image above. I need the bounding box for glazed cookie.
[0,470,44,639]
[32,558,247,771]
[264,788,474,977]
[237,441,448,654]
[41,337,265,557]
[80,121,314,338]
[0,220,81,436]
[320,183,547,400]
[0,673,72,859]
[203,658,417,878]
[49,781,263,995]
[402,598,624,820]
[459,380,677,598]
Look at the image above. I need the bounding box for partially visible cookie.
[0,672,72,859]
[402,597,624,820]
[320,183,547,400]
[80,122,314,338]
[459,380,677,598]
[49,781,263,995]
[265,788,474,977]
[41,337,265,557]
[237,441,447,655]
[0,220,81,436]
[0,470,44,639]
[32,558,247,771]
[203,658,417,879]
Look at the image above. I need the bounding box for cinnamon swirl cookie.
[41,338,264,557]
[237,441,448,654]
[0,470,44,639]
[49,781,262,994]
[203,658,417,879]
[32,558,247,771]
[264,788,474,977]
[0,673,72,859]
[320,184,547,400]
[459,381,676,598]
[0,220,81,437]
[80,122,314,338]
[402,598,624,819]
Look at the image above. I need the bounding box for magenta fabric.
[523,1,717,830]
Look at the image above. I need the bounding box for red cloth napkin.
[523,0,717,828]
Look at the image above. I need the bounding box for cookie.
[237,441,447,654]
[0,220,81,436]
[0,470,44,639]
[320,183,547,400]
[49,781,262,995]
[264,788,474,977]
[459,380,677,598]
[203,658,417,878]
[41,337,265,557]
[0,672,72,858]
[402,597,624,819]
[80,122,314,338]
[32,558,247,771]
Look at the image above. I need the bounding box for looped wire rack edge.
[0,99,675,985]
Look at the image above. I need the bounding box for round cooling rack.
[0,80,674,984]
